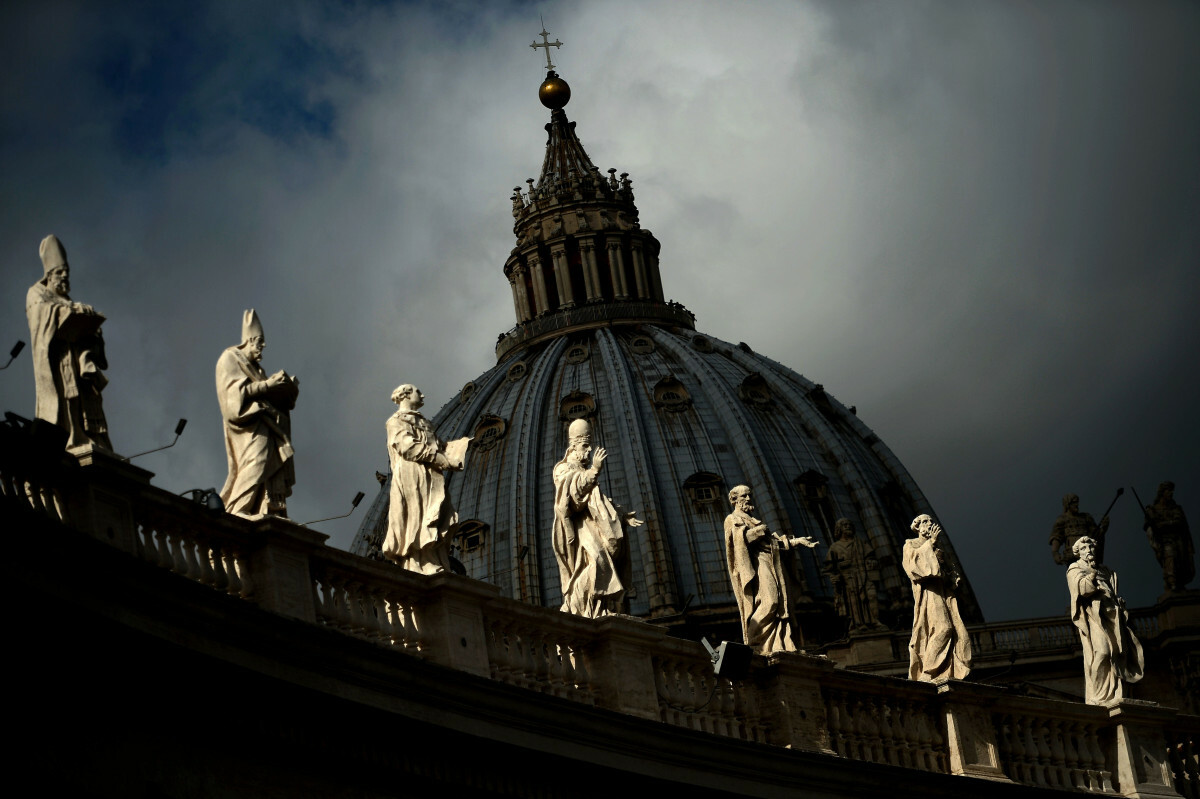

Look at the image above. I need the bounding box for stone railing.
[495,299,695,359]
[4,436,1197,796]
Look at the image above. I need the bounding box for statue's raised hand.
[591,447,607,471]
[623,510,644,528]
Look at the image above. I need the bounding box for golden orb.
[539,75,571,109]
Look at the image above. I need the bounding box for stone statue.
[1066,536,1144,705]
[552,418,643,618]
[724,485,818,654]
[1142,481,1194,592]
[383,385,469,574]
[824,517,887,633]
[904,515,973,682]
[25,235,112,451]
[1050,493,1109,566]
[216,310,298,518]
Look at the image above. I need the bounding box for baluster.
[826,692,846,757]
[194,536,215,586]
[653,658,671,723]
[234,544,253,595]
[385,596,407,648]
[711,674,731,738]
[23,479,44,513]
[133,523,148,560]
[1045,719,1065,788]
[343,581,365,636]
[181,532,201,580]
[913,704,935,772]
[168,529,187,574]
[205,541,226,591]
[845,697,865,760]
[877,700,897,765]
[898,701,919,769]
[315,576,334,624]
[152,528,171,569]
[1085,724,1113,793]
[1028,718,1051,787]
[1062,720,1083,790]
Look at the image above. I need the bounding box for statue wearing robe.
[384,405,460,573]
[216,311,297,518]
[904,515,972,682]
[723,485,817,654]
[551,418,640,618]
[26,235,111,451]
[1067,537,1144,705]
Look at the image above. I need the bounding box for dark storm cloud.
[1,0,1196,622]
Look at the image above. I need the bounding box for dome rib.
[594,328,679,614]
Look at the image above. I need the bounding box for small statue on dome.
[824,517,888,634]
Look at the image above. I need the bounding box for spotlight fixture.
[0,340,25,370]
[122,418,187,462]
[300,491,366,526]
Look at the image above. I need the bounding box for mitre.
[39,234,68,275]
[568,418,591,445]
[242,309,265,342]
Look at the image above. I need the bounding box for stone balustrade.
[2,433,1196,797]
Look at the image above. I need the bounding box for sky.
[2,0,1197,622]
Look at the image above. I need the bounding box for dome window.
[630,336,655,355]
[653,376,692,412]
[683,472,724,512]
[565,344,590,364]
[460,381,476,404]
[559,390,596,421]
[473,415,508,452]
[455,520,489,554]
[691,335,713,353]
[507,361,528,382]
[739,373,774,408]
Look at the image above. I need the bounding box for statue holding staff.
[1135,482,1194,592]
[1050,491,1120,566]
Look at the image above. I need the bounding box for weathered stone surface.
[724,484,817,654]
[26,235,112,452]
[383,384,468,574]
[904,515,973,682]
[1067,536,1144,705]
[216,309,298,518]
[552,418,642,617]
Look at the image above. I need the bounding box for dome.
[353,60,983,642]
